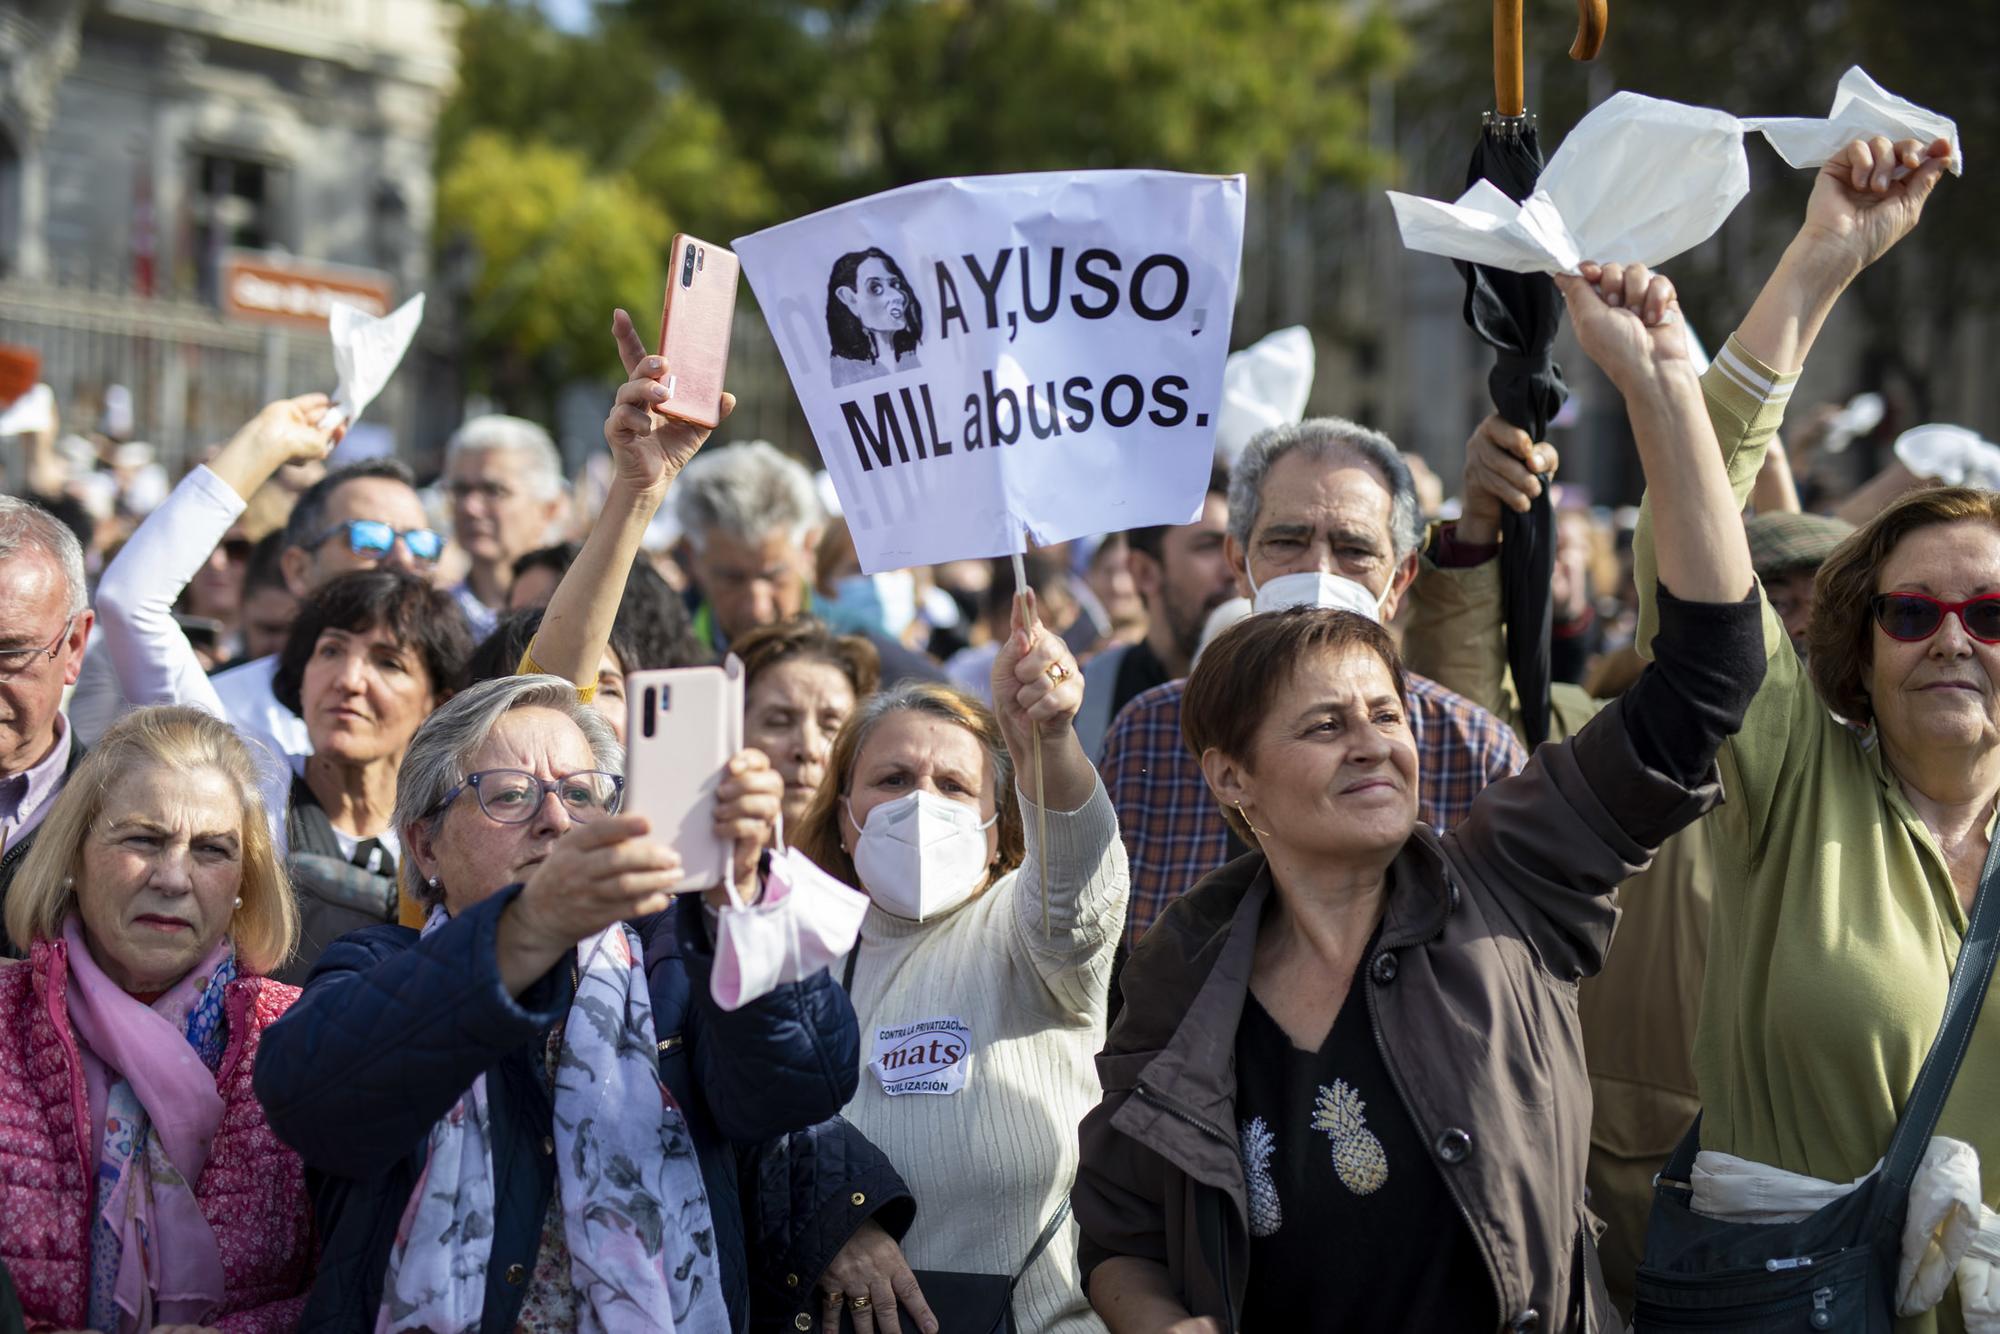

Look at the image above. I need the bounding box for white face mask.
[1247,566,1388,623]
[845,789,998,922]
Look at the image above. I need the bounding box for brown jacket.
[1074,698,1717,1334]
[1405,552,1712,1315]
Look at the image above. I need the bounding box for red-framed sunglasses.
[1870,592,2000,644]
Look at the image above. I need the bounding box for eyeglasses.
[1870,592,2000,644]
[309,519,445,565]
[428,768,624,825]
[0,615,76,679]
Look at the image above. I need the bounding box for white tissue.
[1386,69,1959,277]
[1215,327,1316,465]
[1744,66,1962,175]
[321,293,425,431]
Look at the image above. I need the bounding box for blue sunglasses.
[310,519,445,565]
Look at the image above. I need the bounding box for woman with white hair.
[253,673,861,1332]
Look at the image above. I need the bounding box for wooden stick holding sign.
[1011,547,1052,937]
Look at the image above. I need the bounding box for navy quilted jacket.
[252,884,859,1333]
[739,1116,916,1332]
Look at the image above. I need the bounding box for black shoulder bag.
[1633,836,2000,1332]
[836,1197,1072,1334]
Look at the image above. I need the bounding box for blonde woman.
[0,705,311,1334]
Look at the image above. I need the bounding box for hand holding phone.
[623,660,745,892]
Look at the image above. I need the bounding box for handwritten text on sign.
[736,171,1247,573]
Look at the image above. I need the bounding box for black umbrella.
[1449,0,1607,750]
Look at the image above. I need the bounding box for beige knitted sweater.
[839,779,1128,1334]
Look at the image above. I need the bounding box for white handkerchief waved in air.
[1744,66,1962,175]
[321,293,425,430]
[1386,68,1958,277]
[1387,92,1748,276]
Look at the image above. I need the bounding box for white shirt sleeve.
[93,465,244,722]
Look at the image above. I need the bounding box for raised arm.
[1557,265,1750,603]
[991,591,1130,1014]
[96,395,338,717]
[1448,265,1767,979]
[1632,135,1953,651]
[1735,136,1952,376]
[525,309,734,688]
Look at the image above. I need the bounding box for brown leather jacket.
[1074,698,1718,1334]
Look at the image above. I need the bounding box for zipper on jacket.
[1134,1083,1243,1334]
[1361,884,1508,1318]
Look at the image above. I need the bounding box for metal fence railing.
[0,282,363,476]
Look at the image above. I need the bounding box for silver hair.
[444,414,566,502]
[1226,417,1425,561]
[0,495,87,616]
[672,440,821,551]
[393,674,621,908]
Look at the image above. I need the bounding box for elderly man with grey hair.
[0,496,94,933]
[443,414,568,639]
[673,439,824,654]
[1099,415,1525,956]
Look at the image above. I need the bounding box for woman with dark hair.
[93,402,473,975]
[827,248,924,388]
[1076,261,1766,1332]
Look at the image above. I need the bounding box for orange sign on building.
[220,250,396,330]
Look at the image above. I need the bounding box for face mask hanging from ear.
[845,789,999,922]
[1246,562,1389,624]
[710,820,869,1011]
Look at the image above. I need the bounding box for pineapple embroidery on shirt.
[1239,1116,1282,1237]
[1313,1080,1389,1195]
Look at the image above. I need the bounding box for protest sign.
[735,171,1246,573]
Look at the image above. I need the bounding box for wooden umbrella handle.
[1494,0,1525,116]
[1570,0,1609,61]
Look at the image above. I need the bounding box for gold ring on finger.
[849,1295,873,1312]
[1045,662,1069,685]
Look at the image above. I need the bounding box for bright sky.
[538,0,594,34]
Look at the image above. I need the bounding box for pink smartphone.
[658,233,739,430]
[623,658,744,892]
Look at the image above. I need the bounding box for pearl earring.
[233,896,243,909]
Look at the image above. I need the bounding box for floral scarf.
[60,916,235,1334]
[375,909,728,1334]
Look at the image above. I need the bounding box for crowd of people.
[0,132,1988,1334]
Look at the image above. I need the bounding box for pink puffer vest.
[0,938,315,1332]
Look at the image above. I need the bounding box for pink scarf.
[60,915,229,1331]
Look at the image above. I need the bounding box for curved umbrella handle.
[1570,0,1608,61]
[1493,0,1525,116]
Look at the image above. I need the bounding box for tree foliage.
[437,0,1410,408]
[435,129,669,402]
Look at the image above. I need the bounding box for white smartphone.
[622,658,744,892]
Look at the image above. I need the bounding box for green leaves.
[439,0,1411,408]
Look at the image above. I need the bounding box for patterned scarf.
[61,917,235,1334]
[375,908,728,1334]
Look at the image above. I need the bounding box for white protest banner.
[735,171,1246,573]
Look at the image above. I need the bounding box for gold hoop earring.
[1234,802,1271,839]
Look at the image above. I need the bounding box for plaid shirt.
[1103,672,1526,947]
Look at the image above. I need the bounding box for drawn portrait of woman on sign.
[826,247,924,389]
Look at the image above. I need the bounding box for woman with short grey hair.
[254,672,861,1331]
